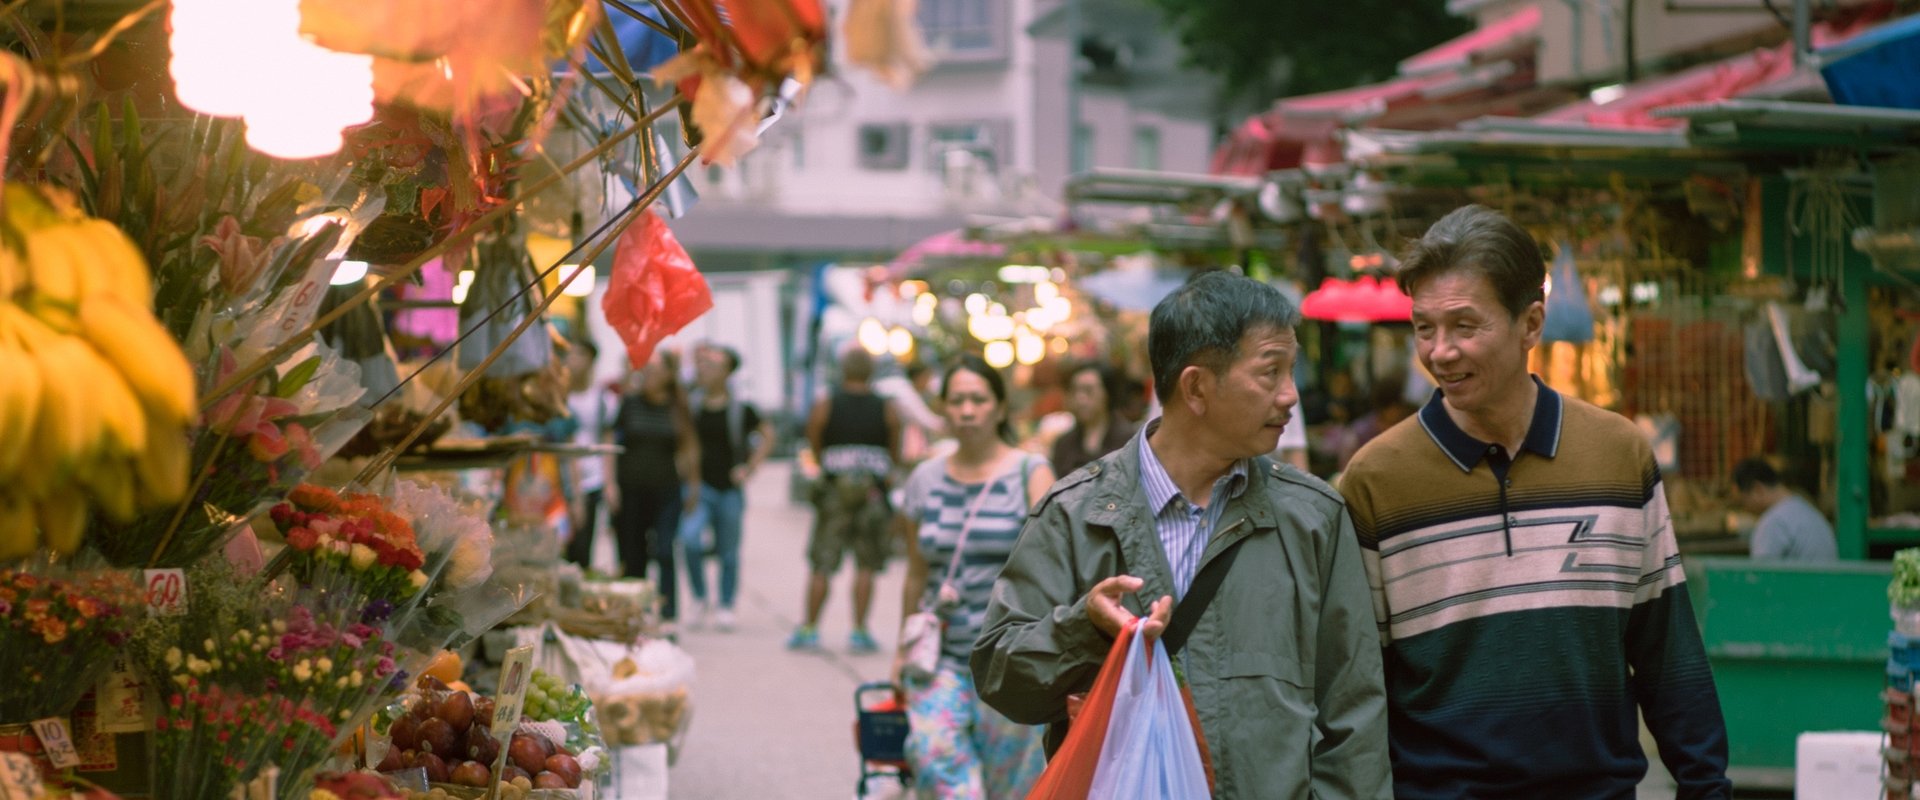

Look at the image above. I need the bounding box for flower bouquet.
[90,343,373,569]
[0,566,142,724]
[135,564,423,800]
[268,485,429,607]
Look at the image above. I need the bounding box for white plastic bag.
[1086,633,1211,799]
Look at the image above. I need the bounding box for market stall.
[0,0,869,796]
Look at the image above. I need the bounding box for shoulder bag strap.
[1160,535,1249,659]
[930,464,1001,606]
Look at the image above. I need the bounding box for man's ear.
[1520,300,1545,351]
[1178,364,1211,414]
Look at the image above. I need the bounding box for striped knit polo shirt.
[1340,377,1730,800]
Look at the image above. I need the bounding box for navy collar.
[1417,375,1563,473]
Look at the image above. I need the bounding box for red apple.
[543,754,582,788]
[532,771,568,789]
[417,752,450,784]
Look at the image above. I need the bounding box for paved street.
[665,460,910,799]
[649,458,1682,799]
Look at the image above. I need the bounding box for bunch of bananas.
[0,183,197,560]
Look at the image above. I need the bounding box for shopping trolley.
[854,681,912,797]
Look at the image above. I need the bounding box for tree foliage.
[1146,0,1471,114]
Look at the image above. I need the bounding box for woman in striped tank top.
[892,356,1055,799]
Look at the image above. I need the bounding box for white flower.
[272,620,287,634]
[349,544,377,571]
[336,677,350,689]
[164,647,182,669]
[350,672,364,688]
[202,639,215,652]
[173,675,189,687]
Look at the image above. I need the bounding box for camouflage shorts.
[808,475,892,574]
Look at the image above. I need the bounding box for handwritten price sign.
[29,719,79,770]
[144,569,187,617]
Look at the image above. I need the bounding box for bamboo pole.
[353,147,699,484]
[199,97,680,412]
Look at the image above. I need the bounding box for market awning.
[1399,4,1542,77]
[884,229,1008,279]
[1536,6,1898,130]
[1211,8,1559,177]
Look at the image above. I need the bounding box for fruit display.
[523,669,590,725]
[376,677,589,794]
[0,183,196,558]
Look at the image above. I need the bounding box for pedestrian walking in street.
[893,355,1053,799]
[682,343,776,630]
[793,347,902,653]
[1340,204,1731,799]
[973,271,1391,798]
[565,340,617,570]
[1048,361,1135,479]
[611,348,699,627]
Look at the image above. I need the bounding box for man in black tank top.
[792,348,902,653]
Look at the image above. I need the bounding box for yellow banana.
[71,339,147,455]
[75,293,198,424]
[21,224,83,313]
[81,454,137,523]
[0,238,21,299]
[10,309,100,488]
[0,333,41,479]
[69,219,153,306]
[134,402,190,507]
[34,488,87,554]
[0,493,36,561]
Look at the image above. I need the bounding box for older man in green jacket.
[973,272,1390,799]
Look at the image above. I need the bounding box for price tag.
[30,718,80,769]
[144,569,187,617]
[96,655,149,733]
[0,753,42,800]
[490,645,535,740]
[485,645,537,800]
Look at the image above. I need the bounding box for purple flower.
[375,656,396,677]
[360,600,395,624]
[267,647,285,662]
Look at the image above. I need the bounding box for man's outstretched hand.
[1087,575,1172,641]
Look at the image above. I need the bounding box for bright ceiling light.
[984,340,1015,369]
[328,260,369,286]
[887,327,915,358]
[858,317,890,356]
[561,264,596,297]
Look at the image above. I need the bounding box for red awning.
[1400,5,1543,76]
[1538,4,1896,129]
[1211,10,1546,176]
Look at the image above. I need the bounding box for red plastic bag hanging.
[1028,621,1135,800]
[602,210,713,368]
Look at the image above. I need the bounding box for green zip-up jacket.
[971,434,1391,799]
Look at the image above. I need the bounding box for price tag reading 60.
[144,569,187,617]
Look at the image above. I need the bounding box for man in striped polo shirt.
[1341,205,1730,799]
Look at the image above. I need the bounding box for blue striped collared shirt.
[1137,419,1251,599]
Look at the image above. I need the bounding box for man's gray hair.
[1147,271,1300,404]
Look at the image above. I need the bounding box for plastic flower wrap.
[92,344,372,568]
[268,485,429,606]
[0,564,142,722]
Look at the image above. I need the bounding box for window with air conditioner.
[1132,126,1160,171]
